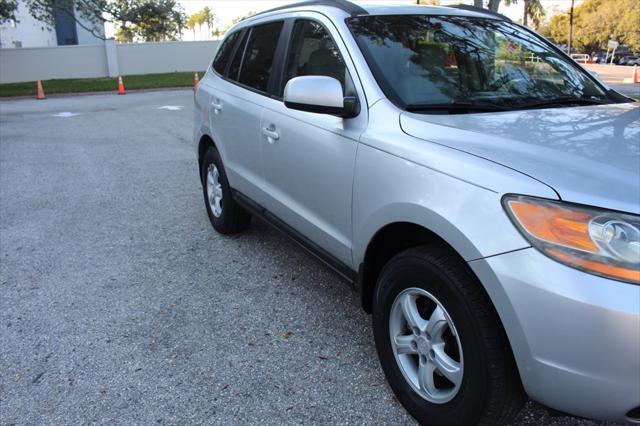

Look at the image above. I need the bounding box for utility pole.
[567,0,575,54]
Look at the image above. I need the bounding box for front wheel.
[200,146,251,234]
[372,244,525,425]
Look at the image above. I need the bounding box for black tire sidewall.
[200,147,232,231]
[373,254,490,426]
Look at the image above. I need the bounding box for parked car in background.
[620,55,640,65]
[194,1,640,425]
[570,53,590,63]
[626,56,640,66]
[591,51,606,63]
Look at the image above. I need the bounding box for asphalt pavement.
[0,90,620,424]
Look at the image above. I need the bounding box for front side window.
[347,15,616,112]
[237,21,284,93]
[284,20,347,91]
[213,31,240,75]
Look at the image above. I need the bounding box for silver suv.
[194,1,640,424]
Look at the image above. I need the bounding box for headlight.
[502,195,640,284]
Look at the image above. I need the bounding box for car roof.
[358,3,505,19]
[237,0,508,29]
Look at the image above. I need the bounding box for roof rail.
[252,0,368,18]
[448,4,511,21]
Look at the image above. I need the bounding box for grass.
[0,71,204,97]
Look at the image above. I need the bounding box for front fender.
[352,143,556,267]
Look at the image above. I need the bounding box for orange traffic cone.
[633,65,639,84]
[194,72,200,91]
[117,75,125,95]
[36,80,46,100]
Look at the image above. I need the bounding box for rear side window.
[212,31,240,75]
[238,21,284,93]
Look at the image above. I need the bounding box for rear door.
[206,20,285,202]
[259,15,368,267]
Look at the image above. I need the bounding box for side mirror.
[284,76,359,118]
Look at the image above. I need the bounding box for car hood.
[400,103,640,214]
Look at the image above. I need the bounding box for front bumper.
[469,248,640,422]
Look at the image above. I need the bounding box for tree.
[541,0,640,52]
[202,6,214,39]
[185,13,199,40]
[186,6,215,40]
[190,9,207,37]
[0,0,18,23]
[488,0,500,12]
[131,0,182,41]
[24,0,108,39]
[12,0,187,42]
[230,10,255,26]
[503,0,545,28]
[171,6,187,40]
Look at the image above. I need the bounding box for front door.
[260,17,368,267]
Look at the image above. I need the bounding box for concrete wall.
[117,41,219,75]
[0,44,108,83]
[0,40,220,83]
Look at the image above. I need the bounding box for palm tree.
[186,14,198,40]
[202,6,215,40]
[525,0,545,29]
[504,0,545,28]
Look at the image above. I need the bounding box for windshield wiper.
[512,96,609,110]
[405,101,512,114]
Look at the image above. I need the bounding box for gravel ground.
[0,90,619,425]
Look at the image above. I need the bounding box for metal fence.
[0,39,221,83]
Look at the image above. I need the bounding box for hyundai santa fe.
[193,1,640,424]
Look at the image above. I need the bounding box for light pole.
[567,0,575,54]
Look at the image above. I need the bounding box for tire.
[200,146,251,234]
[372,244,525,426]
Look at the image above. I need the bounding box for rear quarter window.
[212,31,240,75]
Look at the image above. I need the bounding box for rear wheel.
[200,146,250,234]
[372,244,525,425]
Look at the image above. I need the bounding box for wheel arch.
[357,219,476,314]
[198,134,216,170]
[354,202,486,312]
[197,133,220,186]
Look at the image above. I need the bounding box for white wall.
[0,40,220,83]
[0,2,57,48]
[0,44,108,82]
[117,40,219,75]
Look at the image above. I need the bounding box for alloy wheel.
[389,287,464,404]
[206,163,223,217]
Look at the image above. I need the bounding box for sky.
[106,0,585,40]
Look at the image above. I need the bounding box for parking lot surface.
[0,90,619,424]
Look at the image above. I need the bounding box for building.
[0,0,105,48]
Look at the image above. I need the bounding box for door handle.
[262,126,280,144]
[211,100,223,114]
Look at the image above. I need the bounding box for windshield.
[347,15,614,112]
